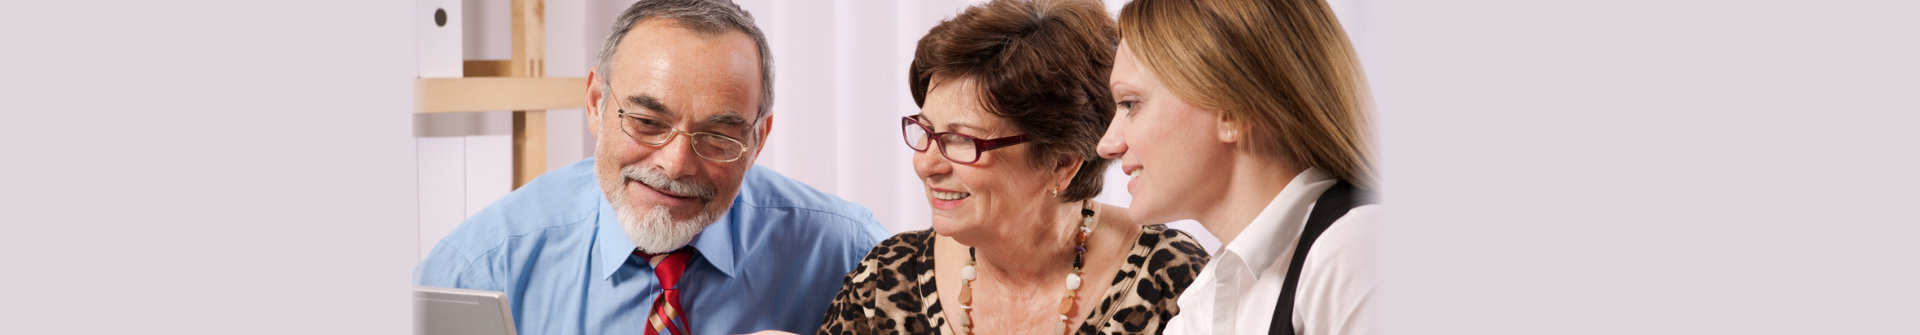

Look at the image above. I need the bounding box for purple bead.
[1075,245,1086,254]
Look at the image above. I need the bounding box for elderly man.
[414,0,888,334]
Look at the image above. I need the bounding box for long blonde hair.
[1118,0,1374,188]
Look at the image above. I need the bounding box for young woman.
[1097,0,1379,334]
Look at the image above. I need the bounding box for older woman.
[814,0,1208,334]
[1095,0,1378,334]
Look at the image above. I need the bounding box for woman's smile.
[928,187,970,210]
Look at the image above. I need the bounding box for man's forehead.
[607,23,762,123]
[615,19,760,65]
[619,91,748,125]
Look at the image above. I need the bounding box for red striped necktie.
[637,248,694,335]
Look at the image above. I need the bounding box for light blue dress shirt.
[416,158,889,335]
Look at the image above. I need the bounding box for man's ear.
[585,68,605,139]
[747,114,775,160]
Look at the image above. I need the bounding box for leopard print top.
[816,225,1210,335]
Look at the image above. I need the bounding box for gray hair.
[595,0,775,123]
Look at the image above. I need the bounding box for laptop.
[414,286,517,335]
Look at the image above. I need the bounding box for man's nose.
[652,132,700,178]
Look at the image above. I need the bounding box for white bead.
[1065,273,1081,290]
[1055,320,1065,334]
[961,265,976,280]
[956,311,971,327]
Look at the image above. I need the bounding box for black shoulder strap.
[1271,180,1375,335]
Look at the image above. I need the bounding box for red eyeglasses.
[901,116,1029,164]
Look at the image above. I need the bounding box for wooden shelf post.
[510,0,547,189]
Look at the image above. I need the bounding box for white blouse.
[1163,168,1381,335]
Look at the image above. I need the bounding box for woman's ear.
[1053,154,1084,192]
[1216,117,1242,144]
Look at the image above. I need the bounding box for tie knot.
[636,248,695,290]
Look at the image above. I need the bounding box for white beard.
[615,203,717,254]
[606,164,726,254]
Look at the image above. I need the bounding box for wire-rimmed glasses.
[609,94,754,163]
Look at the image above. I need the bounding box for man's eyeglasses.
[608,91,754,163]
[901,116,1029,164]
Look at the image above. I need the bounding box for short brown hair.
[909,0,1119,202]
[1119,0,1375,188]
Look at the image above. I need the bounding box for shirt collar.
[1220,167,1336,280]
[594,197,636,280]
[594,189,743,280]
[686,203,739,278]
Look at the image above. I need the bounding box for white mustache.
[621,165,717,202]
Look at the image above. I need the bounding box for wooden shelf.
[414,77,586,113]
[414,0,561,189]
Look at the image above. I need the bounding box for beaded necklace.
[955,201,1100,335]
